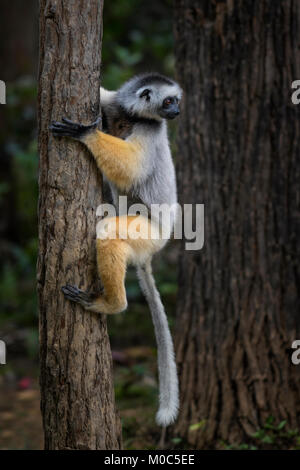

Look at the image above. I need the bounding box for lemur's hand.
[49,116,101,140]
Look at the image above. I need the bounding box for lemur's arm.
[49,117,144,190]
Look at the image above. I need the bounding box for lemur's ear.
[139,88,151,101]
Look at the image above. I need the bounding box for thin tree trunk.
[173,0,300,448]
[38,0,122,450]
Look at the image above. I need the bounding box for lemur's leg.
[93,238,129,313]
[62,216,163,314]
[62,238,129,314]
[49,118,144,190]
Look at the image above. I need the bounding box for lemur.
[50,73,182,427]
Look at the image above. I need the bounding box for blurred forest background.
[2,0,300,452]
[0,0,179,449]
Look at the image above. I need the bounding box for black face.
[159,96,180,120]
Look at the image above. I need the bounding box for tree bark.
[173,0,300,448]
[38,0,122,450]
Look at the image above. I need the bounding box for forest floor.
[0,376,160,450]
[0,355,162,450]
[0,380,43,450]
[1,365,300,450]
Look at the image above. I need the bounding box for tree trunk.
[173,0,300,448]
[38,0,122,450]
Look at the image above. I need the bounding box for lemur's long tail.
[136,260,179,427]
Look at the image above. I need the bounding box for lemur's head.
[116,73,182,121]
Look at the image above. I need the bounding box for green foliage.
[251,417,300,449]
[220,417,300,450]
[115,364,156,404]
[2,78,37,144]
[0,239,37,328]
[102,1,175,89]
[189,420,206,432]
[0,78,38,361]
[172,437,182,445]
[12,140,38,239]
[221,442,258,451]
[25,327,39,360]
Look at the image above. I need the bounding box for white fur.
[128,84,182,119]
[115,74,183,120]
[100,87,116,106]
[136,84,182,102]
[137,260,179,427]
[100,74,181,427]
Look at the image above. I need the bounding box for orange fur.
[83,130,143,190]
[88,216,165,314]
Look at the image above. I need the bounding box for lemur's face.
[158,96,180,120]
[135,84,181,120]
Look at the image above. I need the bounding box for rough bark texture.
[173,0,300,448]
[38,0,122,450]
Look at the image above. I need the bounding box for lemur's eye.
[163,97,173,107]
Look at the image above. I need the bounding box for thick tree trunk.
[173,0,300,448]
[37,0,122,450]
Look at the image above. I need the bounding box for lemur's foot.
[49,116,101,139]
[62,284,93,308]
